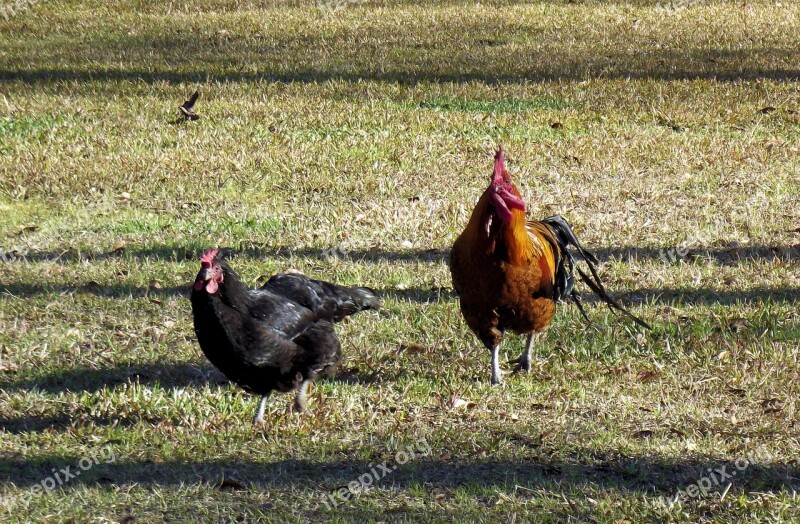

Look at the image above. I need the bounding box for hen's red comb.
[493,147,505,179]
[200,248,219,267]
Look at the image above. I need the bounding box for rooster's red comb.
[493,147,505,178]
[200,248,219,267]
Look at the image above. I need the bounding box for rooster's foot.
[512,333,539,374]
[490,345,505,386]
[512,357,532,373]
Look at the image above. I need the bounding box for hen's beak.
[198,267,213,281]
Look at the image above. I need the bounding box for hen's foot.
[252,394,270,425]
[293,380,310,413]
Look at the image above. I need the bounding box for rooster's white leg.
[515,333,539,373]
[253,394,270,425]
[294,380,310,413]
[490,345,504,386]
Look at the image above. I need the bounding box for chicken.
[179,90,200,121]
[190,249,380,423]
[449,148,650,385]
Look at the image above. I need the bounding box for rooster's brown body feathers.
[450,191,558,351]
[450,149,649,385]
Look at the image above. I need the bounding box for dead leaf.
[109,242,125,255]
[0,361,18,373]
[759,106,777,114]
[729,318,748,332]
[11,225,38,237]
[397,343,426,354]
[451,398,471,410]
[636,370,659,382]
[218,477,246,491]
[669,427,686,437]
[549,121,563,129]
[761,397,781,408]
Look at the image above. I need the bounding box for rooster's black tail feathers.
[541,215,651,330]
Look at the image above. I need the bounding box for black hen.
[190,249,380,423]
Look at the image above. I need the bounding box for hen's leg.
[294,380,310,413]
[514,333,539,373]
[253,394,270,425]
[490,345,504,386]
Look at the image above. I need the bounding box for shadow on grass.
[1,280,798,306]
[1,50,798,86]
[4,243,798,266]
[0,363,385,433]
[0,361,381,393]
[1,452,797,506]
[0,241,800,305]
[1,9,799,87]
[3,67,800,85]
[0,362,227,395]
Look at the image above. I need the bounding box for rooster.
[449,148,650,385]
[191,249,380,423]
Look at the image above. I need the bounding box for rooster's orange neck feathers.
[461,181,556,286]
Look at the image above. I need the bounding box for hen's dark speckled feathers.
[190,254,380,401]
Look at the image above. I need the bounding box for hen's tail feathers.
[308,279,381,321]
[334,284,382,315]
[540,215,651,330]
[263,274,381,321]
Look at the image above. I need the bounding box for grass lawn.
[1,0,799,521]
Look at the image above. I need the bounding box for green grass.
[1,0,799,521]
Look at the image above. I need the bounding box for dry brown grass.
[0,0,798,521]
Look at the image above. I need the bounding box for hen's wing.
[239,315,341,379]
[245,287,317,339]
